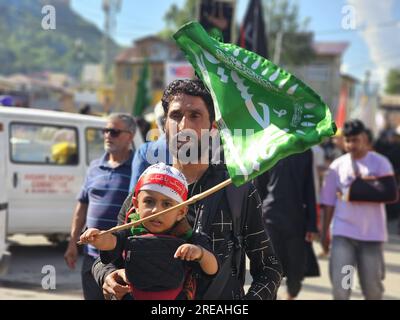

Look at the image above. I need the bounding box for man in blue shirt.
[64,113,136,300]
[128,134,171,191]
[129,101,171,191]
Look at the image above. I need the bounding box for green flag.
[173,22,336,186]
[132,60,150,117]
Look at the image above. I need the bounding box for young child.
[80,163,218,300]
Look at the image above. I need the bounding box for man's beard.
[166,128,210,164]
[104,142,118,153]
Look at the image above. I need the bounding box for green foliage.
[385,69,400,94]
[0,0,119,76]
[132,60,150,116]
[159,0,197,39]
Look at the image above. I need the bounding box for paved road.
[1,222,399,300]
[0,235,82,300]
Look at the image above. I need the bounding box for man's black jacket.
[92,164,282,300]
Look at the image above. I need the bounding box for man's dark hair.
[343,119,366,137]
[161,79,215,124]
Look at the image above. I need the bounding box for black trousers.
[266,224,306,298]
[81,254,105,300]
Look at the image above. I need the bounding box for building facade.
[286,42,349,115]
[114,36,184,113]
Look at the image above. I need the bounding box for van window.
[10,123,79,165]
[86,128,104,165]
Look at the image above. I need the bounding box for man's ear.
[211,121,217,130]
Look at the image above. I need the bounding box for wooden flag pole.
[77,178,232,245]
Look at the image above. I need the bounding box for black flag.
[199,0,235,43]
[238,0,268,58]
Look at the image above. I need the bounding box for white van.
[0,199,9,275]
[0,107,143,243]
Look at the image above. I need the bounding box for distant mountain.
[0,0,120,77]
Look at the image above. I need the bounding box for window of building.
[307,65,330,82]
[124,67,133,80]
[152,68,164,89]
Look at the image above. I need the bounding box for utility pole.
[363,70,371,96]
[102,0,122,84]
[273,30,283,65]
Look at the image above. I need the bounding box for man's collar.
[99,153,110,167]
[100,150,133,169]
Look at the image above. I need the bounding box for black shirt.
[254,149,318,236]
[185,164,282,299]
[92,164,283,300]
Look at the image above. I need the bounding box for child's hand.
[174,244,203,261]
[79,229,117,251]
[79,228,101,245]
[176,244,218,275]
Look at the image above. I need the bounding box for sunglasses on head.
[102,128,131,137]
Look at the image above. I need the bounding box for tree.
[263,0,314,66]
[158,0,197,39]
[385,69,400,94]
[0,0,112,76]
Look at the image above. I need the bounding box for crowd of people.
[64,78,400,300]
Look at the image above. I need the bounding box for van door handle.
[13,172,18,188]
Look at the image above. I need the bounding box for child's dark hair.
[343,119,366,137]
[161,79,215,124]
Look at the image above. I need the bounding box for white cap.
[134,163,188,203]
